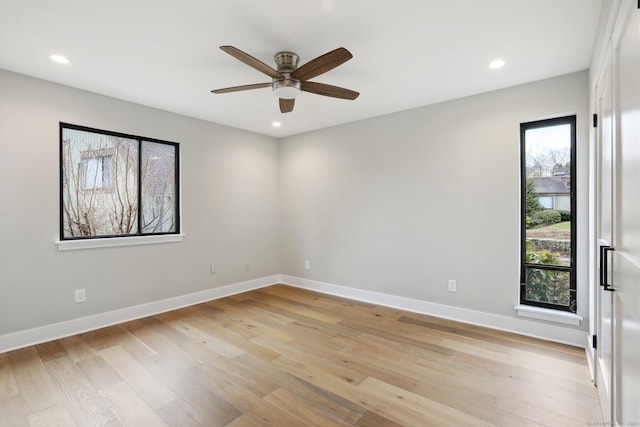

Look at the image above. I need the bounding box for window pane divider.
[523,263,572,272]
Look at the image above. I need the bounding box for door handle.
[599,245,608,287]
[601,246,615,291]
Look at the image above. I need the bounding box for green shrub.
[531,210,561,226]
[557,210,571,222]
[525,240,560,264]
[525,180,542,216]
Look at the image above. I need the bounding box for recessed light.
[489,59,505,69]
[50,54,70,64]
[272,121,282,128]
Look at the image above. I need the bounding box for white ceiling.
[0,0,603,138]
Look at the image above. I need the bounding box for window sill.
[56,234,184,251]
[514,305,582,326]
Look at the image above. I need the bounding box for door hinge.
[593,113,598,128]
[592,334,597,349]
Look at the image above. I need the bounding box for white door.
[594,4,640,425]
[611,5,640,425]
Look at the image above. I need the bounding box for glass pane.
[524,267,571,307]
[524,124,571,267]
[141,141,177,233]
[62,128,138,238]
[81,156,113,190]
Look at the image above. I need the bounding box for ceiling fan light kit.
[273,78,301,99]
[212,45,359,113]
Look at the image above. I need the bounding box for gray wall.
[0,68,590,340]
[0,69,280,335]
[279,71,590,327]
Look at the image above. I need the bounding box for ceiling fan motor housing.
[274,51,299,73]
[273,51,301,99]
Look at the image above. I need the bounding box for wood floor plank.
[206,300,297,342]
[35,341,68,362]
[186,315,279,361]
[155,399,207,427]
[76,355,123,391]
[142,355,242,426]
[137,316,193,347]
[398,314,587,362]
[339,318,455,356]
[0,285,601,427]
[98,346,178,411]
[125,321,200,369]
[358,376,494,426]
[266,286,398,324]
[78,326,129,352]
[27,402,80,427]
[194,357,277,398]
[44,356,117,426]
[60,335,98,363]
[163,318,245,359]
[224,413,271,427]
[232,353,367,425]
[0,352,19,399]
[452,351,593,404]
[0,394,29,427]
[249,289,344,324]
[252,334,368,386]
[263,387,353,427]
[196,366,311,426]
[100,382,170,427]
[497,385,604,425]
[272,355,439,426]
[247,298,362,343]
[354,410,403,427]
[8,347,63,413]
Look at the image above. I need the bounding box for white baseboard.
[280,275,589,348]
[0,275,280,353]
[0,274,589,353]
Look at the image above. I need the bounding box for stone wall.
[529,238,571,254]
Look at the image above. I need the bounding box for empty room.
[1,0,638,426]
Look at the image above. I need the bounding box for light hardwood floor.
[0,285,602,426]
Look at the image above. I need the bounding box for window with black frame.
[520,116,576,312]
[60,123,180,240]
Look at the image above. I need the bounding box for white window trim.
[514,304,582,326]
[56,234,184,251]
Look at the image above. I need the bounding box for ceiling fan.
[211,46,359,113]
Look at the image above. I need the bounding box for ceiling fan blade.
[211,82,271,94]
[301,81,359,100]
[279,98,295,113]
[292,47,353,81]
[220,46,282,79]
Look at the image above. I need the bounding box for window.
[60,123,179,240]
[520,116,576,312]
[80,151,114,190]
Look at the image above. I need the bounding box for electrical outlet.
[304,260,311,271]
[210,264,217,275]
[75,288,86,303]
[245,262,250,272]
[448,279,457,293]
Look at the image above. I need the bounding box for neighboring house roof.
[530,176,570,195]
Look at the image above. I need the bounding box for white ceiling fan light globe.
[273,79,301,99]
